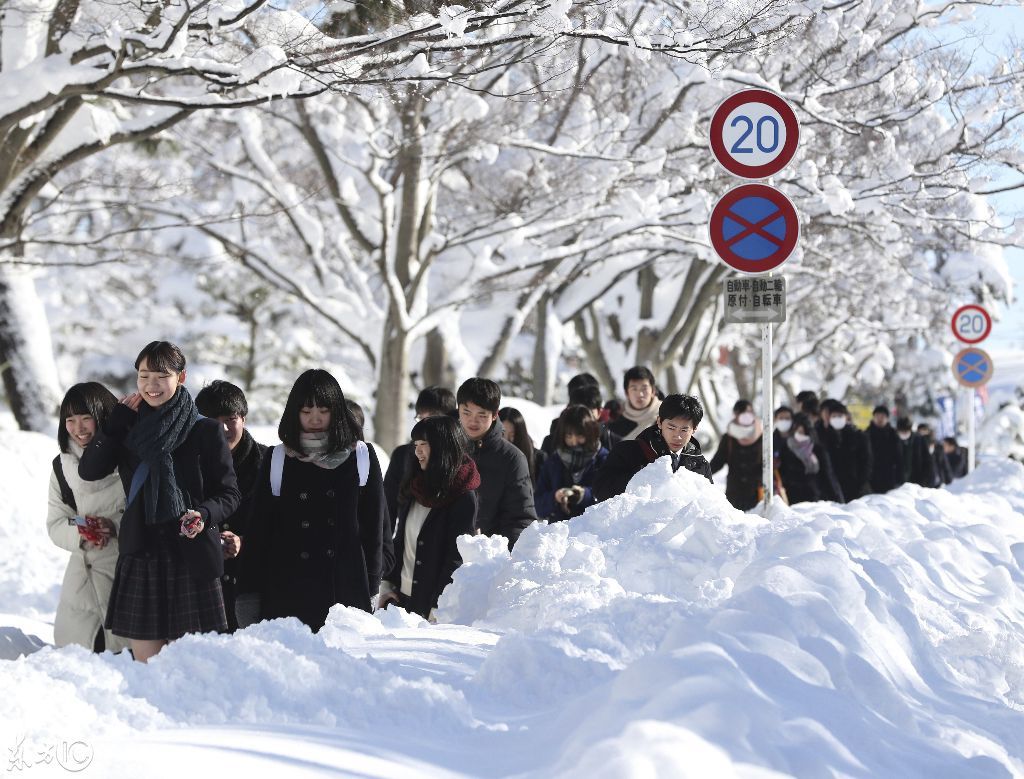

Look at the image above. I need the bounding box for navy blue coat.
[534,447,608,521]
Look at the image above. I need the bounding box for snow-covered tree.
[0,0,801,430]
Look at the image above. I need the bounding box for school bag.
[52,456,77,512]
[270,440,369,496]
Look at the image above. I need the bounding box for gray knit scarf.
[285,431,353,470]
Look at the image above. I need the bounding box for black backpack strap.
[52,455,77,513]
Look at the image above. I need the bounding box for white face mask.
[738,411,756,426]
[794,432,810,442]
[898,431,912,441]
[775,419,792,433]
[829,416,847,430]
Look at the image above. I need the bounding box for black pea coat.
[219,430,269,631]
[867,423,904,493]
[946,447,969,479]
[385,490,478,619]
[79,403,240,581]
[774,431,844,504]
[709,432,763,511]
[469,422,537,550]
[901,434,938,488]
[239,446,386,632]
[593,425,712,503]
[822,426,873,502]
[933,443,954,484]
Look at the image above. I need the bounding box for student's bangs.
[134,341,187,374]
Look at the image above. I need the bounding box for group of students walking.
[48,344,965,662]
[709,392,971,511]
[46,350,719,661]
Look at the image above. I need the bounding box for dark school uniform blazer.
[79,403,240,581]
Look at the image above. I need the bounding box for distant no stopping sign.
[952,347,994,387]
[709,184,799,275]
[709,89,800,179]
[951,304,992,344]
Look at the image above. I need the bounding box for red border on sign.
[950,304,992,344]
[952,347,994,388]
[709,89,800,179]
[709,184,799,275]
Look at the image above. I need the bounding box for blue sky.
[960,4,1023,356]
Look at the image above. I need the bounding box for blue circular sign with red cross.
[952,347,994,387]
[708,184,799,274]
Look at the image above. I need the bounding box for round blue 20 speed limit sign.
[709,90,800,179]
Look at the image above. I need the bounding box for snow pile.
[442,458,1024,776]
[2,428,1024,777]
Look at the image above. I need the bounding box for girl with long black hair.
[79,342,240,662]
[498,406,544,483]
[239,369,386,631]
[47,382,129,653]
[379,415,479,621]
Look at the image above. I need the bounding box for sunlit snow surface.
[3,430,1024,777]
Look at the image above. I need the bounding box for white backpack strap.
[356,441,370,487]
[270,444,286,497]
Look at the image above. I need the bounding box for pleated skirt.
[105,549,227,640]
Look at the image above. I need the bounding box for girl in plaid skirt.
[80,341,240,662]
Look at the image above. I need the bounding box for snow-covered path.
[3,429,1024,777]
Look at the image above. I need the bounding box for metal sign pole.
[967,387,976,473]
[762,303,773,514]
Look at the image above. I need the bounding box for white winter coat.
[45,447,128,652]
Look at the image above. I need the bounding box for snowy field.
[3,429,1024,777]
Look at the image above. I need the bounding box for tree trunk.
[374,306,409,452]
[530,293,560,405]
[635,265,659,364]
[0,264,61,431]
[422,327,454,389]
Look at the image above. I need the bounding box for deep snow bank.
[3,428,1024,777]
[440,458,1024,776]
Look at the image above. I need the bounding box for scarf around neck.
[727,419,763,447]
[620,397,662,440]
[410,458,481,508]
[557,445,595,483]
[124,386,199,525]
[787,436,820,474]
[285,431,353,470]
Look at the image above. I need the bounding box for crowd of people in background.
[710,392,970,511]
[45,342,972,662]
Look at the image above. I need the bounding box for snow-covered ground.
[3,430,1024,777]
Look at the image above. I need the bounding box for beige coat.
[45,449,128,652]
